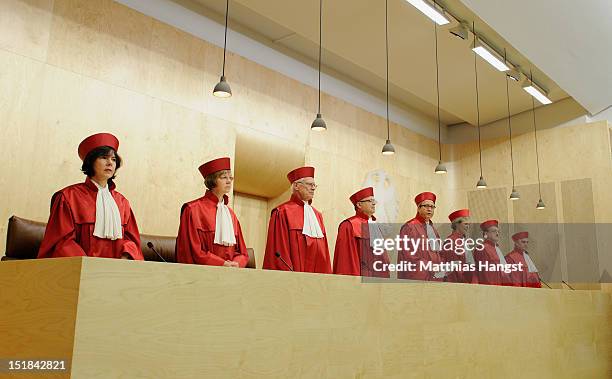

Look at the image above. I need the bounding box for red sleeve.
[333,221,360,276]
[120,205,143,260]
[231,217,249,268]
[397,223,431,280]
[504,254,522,287]
[263,209,292,271]
[38,193,87,258]
[472,246,487,283]
[441,237,458,264]
[176,205,226,266]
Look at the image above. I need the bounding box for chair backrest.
[139,234,177,263]
[246,248,256,269]
[5,216,46,259]
[4,216,256,268]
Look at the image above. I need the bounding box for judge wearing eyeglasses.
[397,192,445,281]
[262,166,331,273]
[333,187,390,277]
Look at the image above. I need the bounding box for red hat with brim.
[287,166,315,183]
[78,133,119,161]
[512,231,529,241]
[480,219,499,231]
[199,157,231,178]
[415,192,436,205]
[350,187,374,205]
[448,209,470,222]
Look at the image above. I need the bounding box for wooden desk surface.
[1,258,611,378]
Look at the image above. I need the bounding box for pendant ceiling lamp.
[472,23,486,189]
[529,70,546,210]
[213,0,232,98]
[504,50,520,201]
[433,22,446,174]
[311,0,326,131]
[382,0,395,156]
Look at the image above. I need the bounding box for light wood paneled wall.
[0,0,456,261]
[232,192,268,268]
[455,121,612,286]
[0,0,610,274]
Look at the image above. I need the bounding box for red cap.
[512,231,529,241]
[78,133,119,161]
[414,192,436,205]
[350,187,374,205]
[287,166,315,183]
[448,209,470,222]
[480,219,499,231]
[199,157,231,178]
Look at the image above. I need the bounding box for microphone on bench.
[274,252,294,272]
[539,278,552,289]
[561,280,575,290]
[146,242,167,263]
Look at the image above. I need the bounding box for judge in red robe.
[333,187,390,277]
[263,166,331,273]
[442,209,477,284]
[505,232,541,288]
[175,157,249,267]
[397,192,445,281]
[38,133,143,260]
[473,220,510,286]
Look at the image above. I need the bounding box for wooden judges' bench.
[1,257,611,378]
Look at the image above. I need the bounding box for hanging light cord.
[435,23,442,161]
[505,49,516,189]
[317,0,322,113]
[221,0,229,76]
[385,0,390,140]
[473,22,483,177]
[531,70,543,198]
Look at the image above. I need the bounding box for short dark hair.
[204,170,230,190]
[81,146,122,180]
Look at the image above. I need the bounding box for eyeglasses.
[358,199,377,204]
[419,204,436,209]
[297,181,317,189]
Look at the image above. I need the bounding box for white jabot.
[368,218,384,247]
[495,245,507,265]
[214,198,236,246]
[524,252,538,273]
[425,222,441,252]
[302,202,324,238]
[426,222,445,278]
[464,244,475,265]
[92,180,122,240]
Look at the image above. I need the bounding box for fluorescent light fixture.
[472,41,510,71]
[405,0,450,26]
[523,83,552,105]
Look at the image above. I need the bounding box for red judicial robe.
[175,191,248,267]
[442,231,477,284]
[505,249,542,288]
[263,194,331,273]
[333,212,390,277]
[397,214,444,281]
[38,177,143,260]
[473,239,511,286]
